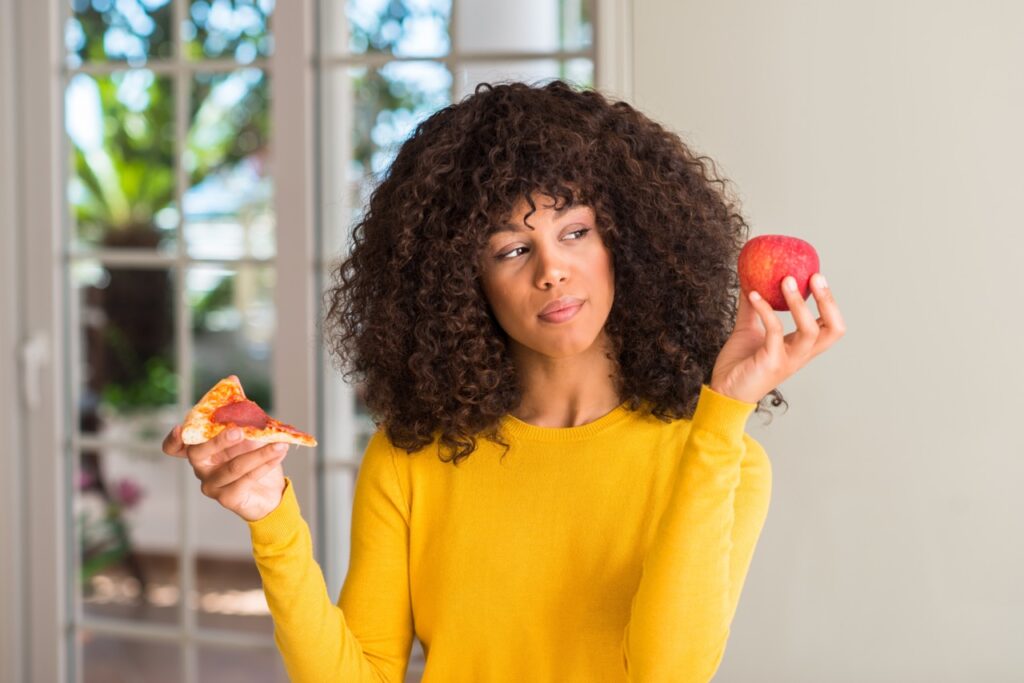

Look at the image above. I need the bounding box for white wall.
[631,2,1023,681]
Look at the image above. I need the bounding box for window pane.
[454,59,593,100]
[319,59,449,453]
[78,448,182,625]
[66,71,177,253]
[198,645,288,681]
[81,634,181,682]
[454,59,562,100]
[357,61,451,176]
[319,60,450,258]
[188,265,275,411]
[320,373,375,463]
[564,57,594,89]
[185,0,274,62]
[75,262,177,436]
[323,0,451,58]
[455,0,592,54]
[65,0,174,67]
[186,244,278,634]
[185,69,274,260]
[322,466,356,599]
[191,483,275,633]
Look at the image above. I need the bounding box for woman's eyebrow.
[492,205,589,235]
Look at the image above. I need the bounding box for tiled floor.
[78,552,425,682]
[80,552,285,682]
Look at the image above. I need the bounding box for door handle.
[19,330,49,411]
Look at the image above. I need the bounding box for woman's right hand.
[161,425,290,522]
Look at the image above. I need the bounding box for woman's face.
[478,192,615,360]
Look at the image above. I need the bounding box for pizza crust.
[181,375,317,447]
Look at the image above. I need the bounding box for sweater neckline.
[499,400,634,443]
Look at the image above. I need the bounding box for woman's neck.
[509,335,622,428]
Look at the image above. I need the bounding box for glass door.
[58,1,317,681]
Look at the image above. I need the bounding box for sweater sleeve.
[247,429,414,682]
[621,383,773,682]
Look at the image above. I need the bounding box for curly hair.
[322,79,786,466]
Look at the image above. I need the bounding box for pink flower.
[112,478,145,509]
[77,470,95,490]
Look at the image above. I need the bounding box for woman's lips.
[538,302,583,323]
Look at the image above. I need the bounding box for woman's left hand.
[709,273,846,404]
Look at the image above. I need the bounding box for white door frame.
[9,0,67,681]
[596,0,635,101]
[1,0,29,680]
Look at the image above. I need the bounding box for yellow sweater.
[248,383,773,682]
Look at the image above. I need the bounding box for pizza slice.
[181,374,317,447]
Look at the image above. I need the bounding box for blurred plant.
[190,271,236,332]
[68,7,271,414]
[99,355,177,412]
[76,474,146,583]
[67,68,269,245]
[112,477,146,508]
[66,0,175,64]
[183,0,275,62]
[66,0,275,65]
[67,0,450,414]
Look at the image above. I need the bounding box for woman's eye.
[495,228,591,260]
[496,247,526,260]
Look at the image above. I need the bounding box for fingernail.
[784,276,797,292]
[749,290,761,302]
[815,273,828,289]
[273,443,288,453]
[227,429,242,442]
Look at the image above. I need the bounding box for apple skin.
[738,235,820,312]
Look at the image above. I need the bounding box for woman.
[163,80,844,682]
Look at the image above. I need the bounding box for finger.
[209,438,267,468]
[735,287,764,332]
[214,454,286,513]
[808,273,846,352]
[187,427,246,469]
[162,425,187,458]
[202,442,288,491]
[747,290,785,359]
[780,275,820,357]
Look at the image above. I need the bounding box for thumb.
[735,288,761,329]
[162,425,187,458]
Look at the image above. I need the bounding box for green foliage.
[190,273,236,332]
[70,73,176,242]
[77,498,134,584]
[187,70,269,188]
[70,69,269,241]
[100,354,177,411]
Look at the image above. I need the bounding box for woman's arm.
[249,430,414,682]
[621,383,773,682]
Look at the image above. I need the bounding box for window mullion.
[272,0,319,541]
[68,57,271,77]
[594,0,633,99]
[450,0,460,102]
[171,1,199,682]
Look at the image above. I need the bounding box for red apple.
[737,235,820,312]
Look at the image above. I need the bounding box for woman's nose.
[532,245,573,288]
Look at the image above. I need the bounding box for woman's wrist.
[708,382,759,405]
[244,479,289,523]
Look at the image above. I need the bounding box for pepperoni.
[211,400,270,428]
